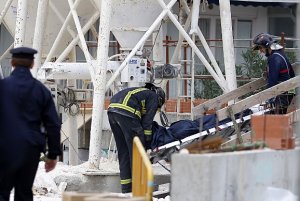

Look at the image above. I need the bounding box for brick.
[251,115,294,150]
[180,99,191,113]
[165,99,177,112]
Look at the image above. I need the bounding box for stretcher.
[150,109,268,164]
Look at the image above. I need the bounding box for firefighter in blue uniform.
[0,47,61,201]
[107,84,165,193]
[253,33,295,114]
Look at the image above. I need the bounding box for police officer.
[107,84,165,193]
[0,47,61,201]
[253,33,295,114]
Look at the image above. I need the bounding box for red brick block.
[180,99,191,113]
[165,99,177,112]
[251,115,294,150]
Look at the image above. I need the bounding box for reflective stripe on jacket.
[108,87,159,137]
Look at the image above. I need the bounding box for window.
[268,7,295,48]
[236,20,252,65]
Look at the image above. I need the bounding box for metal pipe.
[88,0,112,169]
[45,0,82,62]
[105,0,178,91]
[14,0,28,47]
[67,0,92,63]
[191,34,195,119]
[0,0,13,26]
[190,0,200,35]
[32,0,49,78]
[181,0,228,88]
[219,0,237,92]
[157,0,226,91]
[152,23,164,64]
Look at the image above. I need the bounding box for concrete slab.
[171,149,300,201]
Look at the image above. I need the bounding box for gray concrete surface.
[171,149,300,201]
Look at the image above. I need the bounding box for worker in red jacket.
[107,84,165,193]
[253,33,295,114]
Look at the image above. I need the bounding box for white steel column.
[68,0,92,62]
[32,0,49,77]
[105,0,178,90]
[219,0,237,92]
[14,0,28,47]
[189,0,200,35]
[181,0,227,88]
[56,12,99,64]
[170,2,192,64]
[0,0,13,25]
[45,0,82,62]
[157,0,226,91]
[68,48,79,165]
[88,0,112,169]
[152,24,164,64]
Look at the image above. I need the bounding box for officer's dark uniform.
[267,49,295,114]
[107,87,159,193]
[0,47,61,201]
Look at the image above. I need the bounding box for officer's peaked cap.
[10,47,38,60]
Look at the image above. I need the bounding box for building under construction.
[0,0,300,201]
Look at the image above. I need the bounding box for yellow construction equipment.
[132,137,154,201]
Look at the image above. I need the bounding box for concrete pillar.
[219,0,237,93]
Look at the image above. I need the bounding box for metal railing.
[132,136,154,201]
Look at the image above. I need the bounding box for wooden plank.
[192,77,267,115]
[217,75,300,121]
[221,131,252,148]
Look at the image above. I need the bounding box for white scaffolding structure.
[0,0,298,169]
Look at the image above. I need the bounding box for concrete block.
[171,149,300,201]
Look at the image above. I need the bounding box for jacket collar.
[11,66,33,78]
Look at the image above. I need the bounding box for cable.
[157,161,171,173]
[60,129,84,163]
[149,21,163,57]
[58,88,80,116]
[160,111,170,127]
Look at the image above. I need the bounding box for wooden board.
[192,77,267,116]
[217,75,300,121]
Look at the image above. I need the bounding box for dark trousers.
[108,112,144,193]
[0,143,40,201]
[274,93,295,114]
